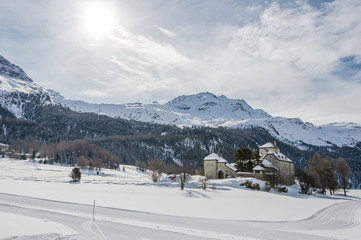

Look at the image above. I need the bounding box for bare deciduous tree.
[335,157,351,196]
[92,158,103,173]
[76,156,89,169]
[135,160,147,172]
[178,172,190,190]
[194,167,204,176]
[147,159,165,182]
[39,140,119,168]
[165,162,181,174]
[307,153,338,195]
[198,177,208,190]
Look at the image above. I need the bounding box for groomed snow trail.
[287,199,361,230]
[1,193,360,239]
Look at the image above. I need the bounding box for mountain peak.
[0,55,33,82]
[169,92,219,104]
[165,92,270,121]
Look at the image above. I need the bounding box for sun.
[83,3,115,39]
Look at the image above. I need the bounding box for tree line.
[39,140,120,169]
[298,153,351,196]
[1,102,360,188]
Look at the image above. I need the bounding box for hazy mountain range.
[1,54,360,150]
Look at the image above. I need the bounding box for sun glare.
[83,3,115,39]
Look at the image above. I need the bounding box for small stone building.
[255,142,295,185]
[204,153,238,179]
[203,142,295,185]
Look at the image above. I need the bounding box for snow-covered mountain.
[52,91,270,126]
[237,117,361,148]
[53,92,361,148]
[1,54,361,148]
[0,55,56,118]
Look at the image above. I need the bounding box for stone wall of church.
[278,161,295,186]
[204,160,217,179]
[216,163,237,178]
[204,161,237,179]
[263,154,295,186]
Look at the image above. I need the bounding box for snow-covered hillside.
[1,54,361,148]
[56,92,361,148]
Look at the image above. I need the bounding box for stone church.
[203,142,295,185]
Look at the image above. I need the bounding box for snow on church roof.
[226,163,238,172]
[262,151,293,163]
[259,142,276,148]
[253,165,265,171]
[203,153,227,163]
[262,160,278,170]
[204,153,237,172]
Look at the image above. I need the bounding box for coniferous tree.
[69,167,81,182]
[296,168,315,194]
[235,148,253,172]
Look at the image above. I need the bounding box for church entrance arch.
[218,170,224,179]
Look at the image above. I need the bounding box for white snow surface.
[0,212,77,239]
[1,158,361,240]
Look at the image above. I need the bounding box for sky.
[0,0,361,125]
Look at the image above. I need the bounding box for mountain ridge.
[0,54,360,149]
[55,91,361,148]
[0,55,32,83]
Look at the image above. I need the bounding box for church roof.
[226,163,238,172]
[262,159,278,170]
[259,142,276,148]
[203,153,227,163]
[253,165,265,171]
[262,151,293,163]
[204,153,219,160]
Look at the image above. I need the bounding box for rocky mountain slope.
[1,54,361,150]
[55,92,361,149]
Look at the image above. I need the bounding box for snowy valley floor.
[0,158,360,240]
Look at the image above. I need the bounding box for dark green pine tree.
[235,148,253,172]
[69,167,81,182]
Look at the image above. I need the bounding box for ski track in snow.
[283,199,361,230]
[82,221,108,240]
[0,193,360,240]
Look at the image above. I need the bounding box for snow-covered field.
[0,158,360,240]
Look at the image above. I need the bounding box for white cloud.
[78,26,205,102]
[1,0,361,124]
[225,0,361,124]
[158,26,177,37]
[231,1,361,79]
